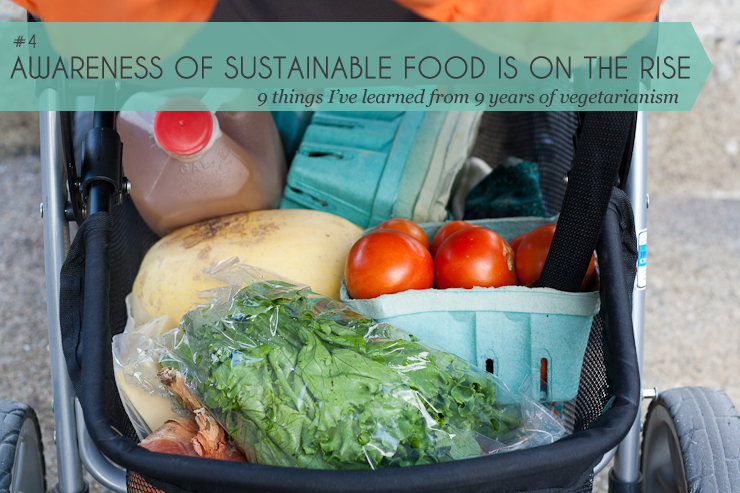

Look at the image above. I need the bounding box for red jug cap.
[154,111,213,156]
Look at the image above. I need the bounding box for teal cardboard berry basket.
[341,216,600,403]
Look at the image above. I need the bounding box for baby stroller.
[2,9,739,493]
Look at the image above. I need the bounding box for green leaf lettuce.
[164,280,528,470]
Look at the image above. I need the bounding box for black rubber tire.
[0,401,46,493]
[641,387,740,493]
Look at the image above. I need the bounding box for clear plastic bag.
[150,258,565,470]
[112,294,183,440]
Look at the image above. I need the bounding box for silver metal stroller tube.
[593,446,618,475]
[39,98,87,493]
[75,400,127,493]
[612,109,648,484]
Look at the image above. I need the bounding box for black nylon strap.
[537,111,636,292]
[60,212,113,399]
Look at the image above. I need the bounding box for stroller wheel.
[0,401,46,493]
[641,387,740,492]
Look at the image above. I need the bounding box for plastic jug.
[118,98,286,236]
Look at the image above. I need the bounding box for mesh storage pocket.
[128,472,164,493]
[564,315,610,435]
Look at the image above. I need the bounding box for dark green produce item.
[162,273,558,470]
[465,157,547,219]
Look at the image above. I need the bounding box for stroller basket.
[59,112,640,493]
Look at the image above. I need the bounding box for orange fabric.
[13,0,660,23]
[13,0,217,21]
[392,0,662,22]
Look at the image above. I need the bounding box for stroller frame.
[38,100,649,493]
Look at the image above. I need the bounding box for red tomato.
[581,255,596,291]
[508,232,528,253]
[515,224,596,290]
[345,229,434,299]
[431,221,480,258]
[376,218,429,249]
[515,224,556,287]
[434,227,518,289]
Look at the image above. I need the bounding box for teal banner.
[0,22,712,111]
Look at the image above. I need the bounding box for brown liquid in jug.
[118,109,286,236]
